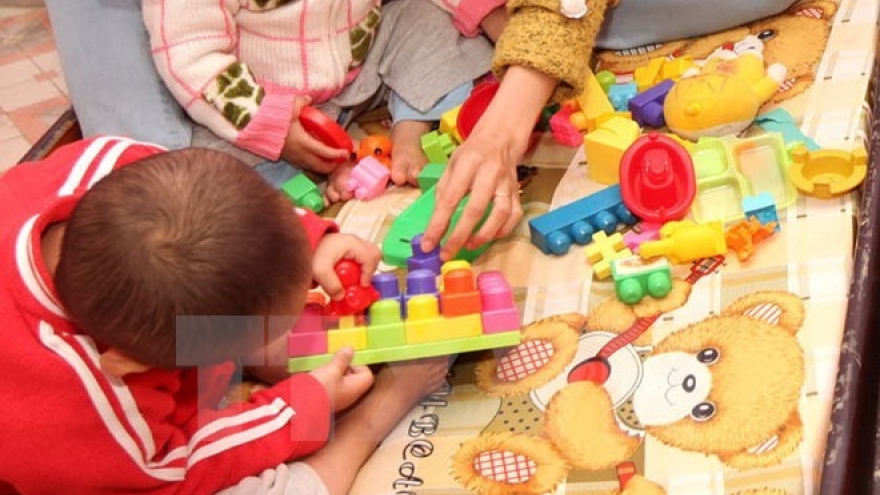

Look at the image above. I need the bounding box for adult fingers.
[421,156,478,254]
[439,173,494,260]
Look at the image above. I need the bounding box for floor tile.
[0,78,59,112]
[0,57,39,88]
[0,134,30,170]
[0,113,21,141]
[7,94,68,141]
[29,49,58,72]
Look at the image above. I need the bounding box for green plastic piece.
[288,330,521,372]
[611,257,672,305]
[596,70,617,94]
[281,174,324,213]
[382,184,494,268]
[417,163,446,192]
[366,300,406,348]
[536,103,561,132]
[420,131,456,164]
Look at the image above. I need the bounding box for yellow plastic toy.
[584,115,640,184]
[639,220,727,264]
[788,145,868,199]
[664,36,787,141]
[633,57,665,92]
[440,105,462,144]
[571,69,615,130]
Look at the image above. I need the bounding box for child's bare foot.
[375,356,449,406]
[325,163,355,204]
[390,120,431,186]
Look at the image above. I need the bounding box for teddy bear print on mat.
[453,262,806,495]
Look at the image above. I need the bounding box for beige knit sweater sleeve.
[493,0,615,103]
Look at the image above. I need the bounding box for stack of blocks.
[287,239,522,372]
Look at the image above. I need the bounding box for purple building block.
[372,272,404,316]
[629,79,674,128]
[403,269,439,318]
[476,271,520,333]
[407,234,442,275]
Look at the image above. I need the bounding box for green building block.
[417,163,446,191]
[281,174,324,213]
[596,70,617,94]
[382,184,494,268]
[420,131,456,164]
[610,256,672,305]
[536,102,561,132]
[366,300,406,348]
[288,330,521,372]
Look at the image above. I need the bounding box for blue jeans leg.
[45,0,192,150]
[253,160,302,189]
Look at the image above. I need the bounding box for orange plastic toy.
[725,217,777,262]
[355,135,393,168]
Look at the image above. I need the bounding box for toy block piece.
[629,79,674,128]
[403,269,439,318]
[337,315,357,329]
[610,256,672,305]
[536,102,561,132]
[725,217,777,262]
[741,192,780,232]
[373,272,402,300]
[623,222,662,251]
[288,331,328,357]
[574,69,615,124]
[608,83,638,112]
[420,131,456,164]
[441,260,472,275]
[325,260,381,316]
[291,293,327,334]
[440,267,482,317]
[407,234,442,275]
[639,220,727,264]
[659,56,696,82]
[355,135,393,168]
[789,145,868,199]
[528,184,638,255]
[476,271,520,333]
[366,299,406,348]
[585,231,633,280]
[662,133,695,152]
[406,293,482,344]
[549,104,583,147]
[439,105,463,143]
[417,163,446,191]
[633,57,665,92]
[345,156,390,200]
[281,174,324,213]
[584,116,641,185]
[327,326,367,352]
[755,109,820,151]
[596,70,617,93]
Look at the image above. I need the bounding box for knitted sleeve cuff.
[453,0,508,37]
[492,0,612,103]
[234,90,296,161]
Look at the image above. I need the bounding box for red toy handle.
[298,106,354,160]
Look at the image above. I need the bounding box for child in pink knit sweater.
[143,0,498,201]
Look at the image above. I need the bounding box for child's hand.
[376,356,449,404]
[389,121,431,186]
[313,233,381,300]
[325,162,356,204]
[282,97,350,174]
[309,347,374,411]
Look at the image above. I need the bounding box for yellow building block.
[634,57,665,92]
[585,231,633,280]
[327,326,367,352]
[406,313,482,345]
[663,133,695,152]
[439,105,462,144]
[574,69,615,124]
[660,56,696,81]
[584,116,641,185]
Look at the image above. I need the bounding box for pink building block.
[623,222,662,251]
[549,104,583,147]
[288,295,328,356]
[476,271,520,333]
[287,332,328,357]
[345,156,390,200]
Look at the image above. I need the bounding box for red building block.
[325,260,380,316]
[476,271,520,333]
[440,268,482,317]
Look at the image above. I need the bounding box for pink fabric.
[234,89,297,160]
[452,0,506,37]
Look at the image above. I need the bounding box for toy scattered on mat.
[619,132,695,223]
[754,108,821,151]
[584,231,632,280]
[788,145,868,199]
[610,255,672,304]
[628,78,673,128]
[639,220,727,264]
[344,156,390,200]
[584,115,640,184]
[287,258,522,371]
[725,217,777,262]
[622,222,661,251]
[355,135,392,168]
[421,130,457,164]
[741,192,780,232]
[281,174,324,213]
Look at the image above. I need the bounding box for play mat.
[325,0,879,493]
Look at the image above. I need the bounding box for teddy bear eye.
[696,348,719,364]
[757,29,776,41]
[691,402,716,422]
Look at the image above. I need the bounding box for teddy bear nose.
[682,374,696,393]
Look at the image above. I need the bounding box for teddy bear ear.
[720,291,805,335]
[787,0,838,20]
[719,411,803,469]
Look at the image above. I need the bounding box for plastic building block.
[440,263,482,317]
[528,184,637,255]
[288,332,328,358]
[788,145,867,199]
[345,156,390,200]
[439,105,462,143]
[659,56,696,82]
[403,269,439,318]
[725,217,777,262]
[608,83,638,112]
[639,220,727,264]
[610,256,673,304]
[629,79,674,128]
[441,259,471,275]
[477,271,520,333]
[633,57,665,92]
[458,81,500,140]
[298,106,353,157]
[407,234,442,275]
[755,109,820,151]
[741,193,780,232]
[324,260,380,316]
[355,135,393,168]
[417,163,446,191]
[420,130,456,164]
[585,231,633,280]
[405,294,482,344]
[327,326,367,352]
[536,102,561,132]
[382,184,494,267]
[366,299,406,348]
[281,174,324,213]
[623,222,662,251]
[573,69,615,126]
[596,70,617,93]
[549,104,583,147]
[584,116,640,185]
[619,132,696,223]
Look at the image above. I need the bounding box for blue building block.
[742,192,780,232]
[608,83,638,112]
[528,184,639,255]
[754,109,821,151]
[629,79,674,128]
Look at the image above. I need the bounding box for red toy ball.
[299,106,354,161]
[619,133,696,224]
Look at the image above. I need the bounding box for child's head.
[55,148,311,369]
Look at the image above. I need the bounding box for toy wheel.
[570,220,596,245]
[646,272,672,298]
[546,231,573,255]
[617,279,644,305]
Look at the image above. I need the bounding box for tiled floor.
[0,4,66,172]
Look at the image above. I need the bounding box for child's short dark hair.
[55,149,310,368]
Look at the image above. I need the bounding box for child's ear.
[99,348,151,378]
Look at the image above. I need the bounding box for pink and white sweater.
[143,0,503,161]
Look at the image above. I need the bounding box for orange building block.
[440,268,482,317]
[725,217,777,262]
